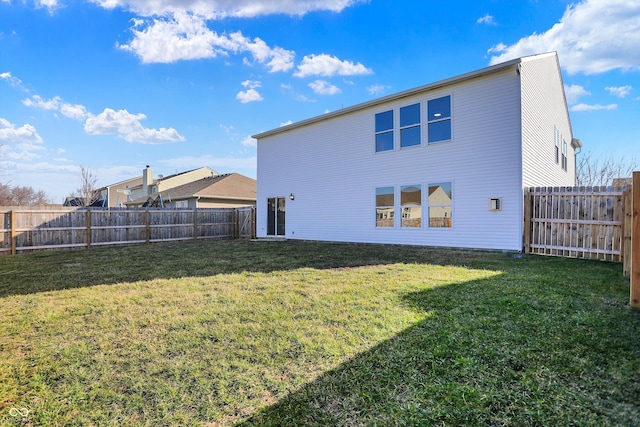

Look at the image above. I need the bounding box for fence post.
[523,189,532,253]
[631,171,640,308]
[86,210,92,249]
[233,209,239,239]
[623,186,633,276]
[10,210,17,255]
[252,206,256,239]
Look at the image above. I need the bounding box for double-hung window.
[561,139,567,171]
[554,126,560,164]
[375,110,394,152]
[428,182,452,228]
[427,96,451,143]
[376,186,395,227]
[400,104,421,148]
[401,185,421,227]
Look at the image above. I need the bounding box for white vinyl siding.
[520,53,575,187]
[257,67,524,251]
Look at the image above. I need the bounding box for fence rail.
[0,207,255,255]
[524,186,627,262]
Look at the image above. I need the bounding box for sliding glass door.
[267,197,286,236]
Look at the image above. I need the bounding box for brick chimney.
[142,165,153,195]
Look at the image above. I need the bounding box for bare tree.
[576,152,638,187]
[73,166,101,206]
[0,182,50,206]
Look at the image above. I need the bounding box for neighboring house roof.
[253,52,562,140]
[126,173,256,205]
[127,166,217,191]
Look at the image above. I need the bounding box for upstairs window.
[561,139,568,171]
[376,186,395,227]
[427,96,451,143]
[375,110,394,152]
[400,103,421,148]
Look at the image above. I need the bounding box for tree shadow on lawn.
[238,263,640,426]
[0,239,519,297]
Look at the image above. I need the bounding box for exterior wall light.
[289,193,295,201]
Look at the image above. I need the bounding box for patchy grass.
[0,240,638,426]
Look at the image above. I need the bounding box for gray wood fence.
[0,207,255,255]
[523,186,628,263]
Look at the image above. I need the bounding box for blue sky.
[1,0,639,203]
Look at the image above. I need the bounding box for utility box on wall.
[489,197,502,211]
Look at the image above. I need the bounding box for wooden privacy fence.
[0,207,256,255]
[524,185,628,263]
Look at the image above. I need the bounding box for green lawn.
[0,240,638,426]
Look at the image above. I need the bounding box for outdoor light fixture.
[289,193,295,201]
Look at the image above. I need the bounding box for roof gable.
[253,52,559,140]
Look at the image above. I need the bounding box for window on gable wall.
[400,104,421,148]
[427,96,451,143]
[554,126,560,164]
[375,110,394,152]
[562,139,568,171]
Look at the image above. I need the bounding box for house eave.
[252,55,539,140]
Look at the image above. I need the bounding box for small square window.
[376,132,394,152]
[400,104,420,127]
[401,126,421,148]
[375,110,393,133]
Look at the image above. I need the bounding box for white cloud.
[20,89,183,143]
[90,0,365,19]
[0,117,45,161]
[159,155,256,173]
[294,53,373,78]
[477,14,496,25]
[0,117,43,144]
[280,84,316,102]
[60,103,89,121]
[488,0,640,74]
[605,85,633,98]
[241,80,261,89]
[22,95,61,110]
[0,72,27,91]
[308,79,341,95]
[36,0,59,9]
[117,13,294,71]
[117,13,225,63]
[564,84,591,105]
[241,135,257,147]
[570,103,617,112]
[366,84,388,95]
[280,120,293,127]
[84,108,186,143]
[236,88,263,103]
